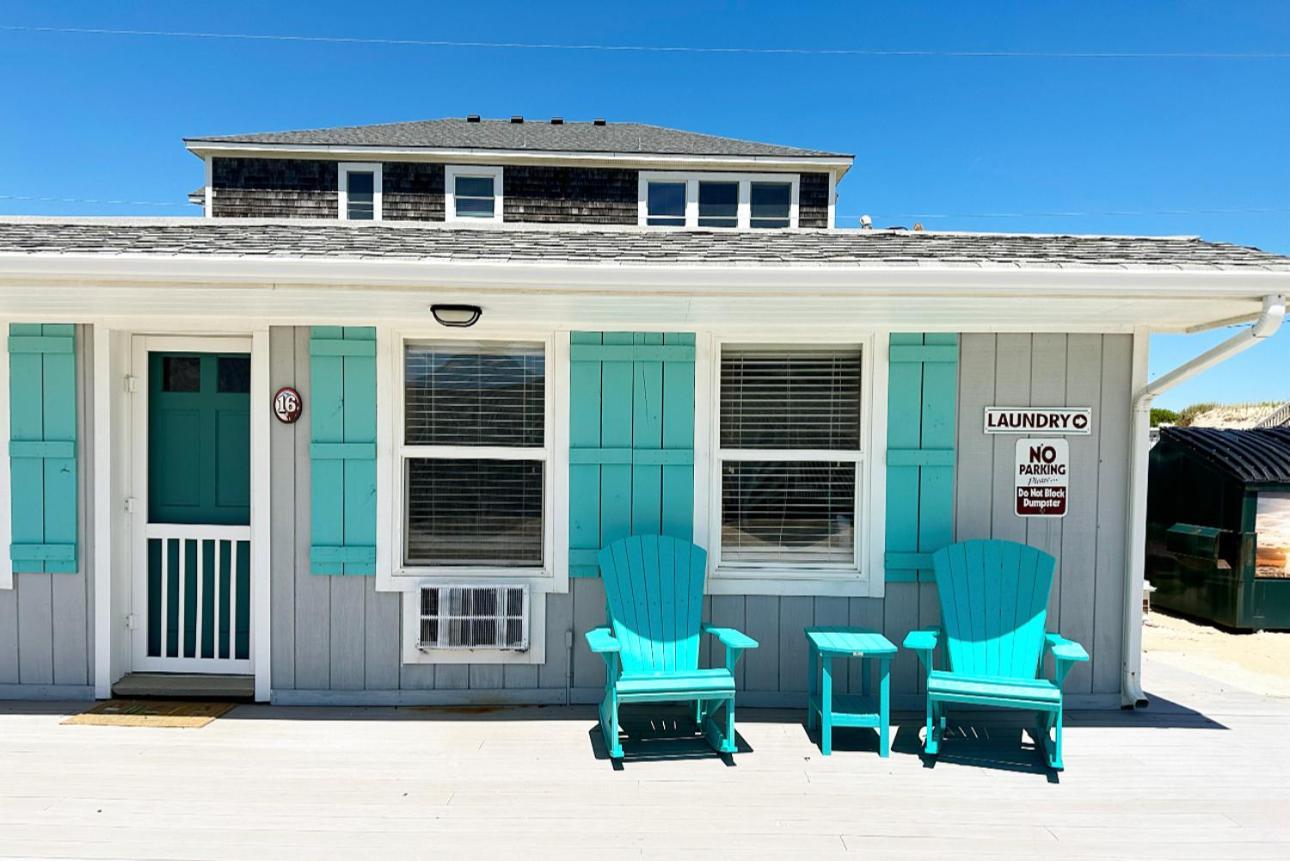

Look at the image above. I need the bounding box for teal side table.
[805,627,897,757]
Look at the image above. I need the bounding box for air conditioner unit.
[417,584,529,651]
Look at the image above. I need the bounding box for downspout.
[1122,293,1286,707]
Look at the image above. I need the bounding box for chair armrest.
[702,624,758,651]
[903,628,939,673]
[585,627,620,654]
[903,629,940,653]
[1045,632,1089,663]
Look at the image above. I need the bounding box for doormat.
[62,699,235,729]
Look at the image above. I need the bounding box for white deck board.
[1,654,1288,858]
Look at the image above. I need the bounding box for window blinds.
[720,348,861,450]
[719,346,862,566]
[404,342,544,447]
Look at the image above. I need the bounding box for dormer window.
[446,165,504,224]
[339,162,382,221]
[639,172,799,229]
[645,182,686,226]
[750,182,792,229]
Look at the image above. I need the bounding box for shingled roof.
[1,219,1289,272]
[1157,427,1290,486]
[184,118,849,159]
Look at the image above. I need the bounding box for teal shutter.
[885,333,958,583]
[568,332,695,577]
[9,324,77,574]
[310,326,376,575]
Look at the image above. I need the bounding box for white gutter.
[1122,292,1286,707]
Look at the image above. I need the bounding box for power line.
[0,193,188,209]
[845,206,1290,221]
[2,25,1289,60]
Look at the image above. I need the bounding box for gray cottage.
[1,116,1287,710]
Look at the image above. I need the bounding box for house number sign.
[273,387,303,424]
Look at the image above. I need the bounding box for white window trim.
[638,171,800,230]
[376,326,570,665]
[445,164,504,224]
[338,162,383,222]
[0,327,9,590]
[696,330,887,598]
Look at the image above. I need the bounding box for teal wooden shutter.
[568,332,695,577]
[9,324,77,574]
[885,333,958,583]
[310,326,376,575]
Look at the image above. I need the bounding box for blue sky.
[2,1,1288,409]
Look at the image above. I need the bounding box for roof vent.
[593,118,606,126]
[550,117,564,125]
[466,114,481,123]
[510,115,524,124]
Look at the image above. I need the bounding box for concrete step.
[111,673,254,701]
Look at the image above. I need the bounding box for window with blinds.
[402,341,547,569]
[718,346,863,568]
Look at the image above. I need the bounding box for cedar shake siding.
[502,166,638,225]
[799,172,830,229]
[382,162,446,221]
[209,157,832,227]
[211,158,338,219]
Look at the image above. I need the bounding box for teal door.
[149,353,251,525]
[141,351,252,669]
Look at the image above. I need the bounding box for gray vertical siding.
[952,333,1132,700]
[268,328,1132,708]
[0,325,95,699]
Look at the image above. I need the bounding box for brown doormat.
[63,699,235,728]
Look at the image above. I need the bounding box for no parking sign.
[1015,438,1068,518]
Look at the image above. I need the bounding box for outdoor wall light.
[430,304,483,327]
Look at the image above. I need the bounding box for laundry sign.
[985,406,1091,435]
[1015,438,1068,518]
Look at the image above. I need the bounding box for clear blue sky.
[2,1,1288,409]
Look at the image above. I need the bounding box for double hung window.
[640,172,799,229]
[400,341,546,569]
[716,345,863,570]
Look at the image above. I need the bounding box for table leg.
[878,656,891,758]
[806,643,817,733]
[821,655,834,756]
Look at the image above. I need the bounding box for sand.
[1143,609,1290,698]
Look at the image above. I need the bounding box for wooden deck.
[2,655,1288,859]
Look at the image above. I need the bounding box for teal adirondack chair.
[903,539,1089,770]
[586,535,758,760]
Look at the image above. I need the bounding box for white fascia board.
[0,252,1286,299]
[184,141,854,174]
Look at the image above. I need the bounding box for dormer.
[184,116,853,229]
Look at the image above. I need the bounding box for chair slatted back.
[932,539,1055,680]
[598,535,707,676]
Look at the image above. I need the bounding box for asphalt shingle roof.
[1,220,1288,272]
[185,118,848,159]
[1158,426,1290,486]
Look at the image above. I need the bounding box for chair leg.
[701,698,738,755]
[1048,708,1065,771]
[695,699,705,726]
[600,691,623,759]
[925,696,940,756]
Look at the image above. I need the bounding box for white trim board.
[0,325,9,591]
[186,141,854,175]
